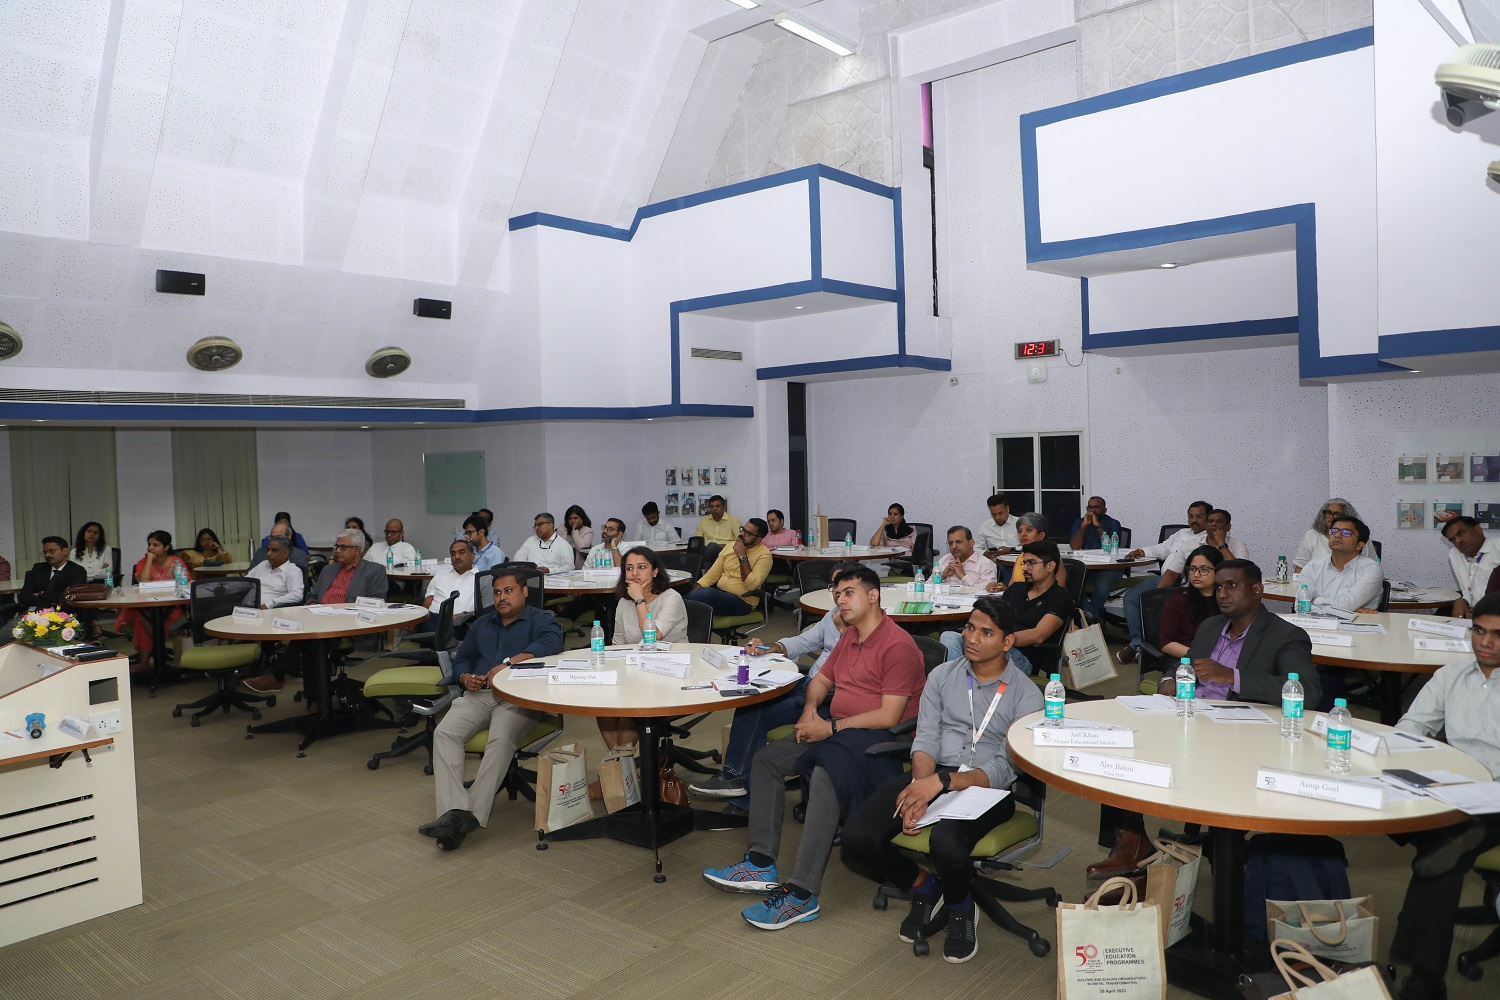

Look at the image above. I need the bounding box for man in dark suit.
[20,536,87,610]
[248,522,309,570]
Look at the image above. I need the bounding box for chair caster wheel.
[251,710,261,721]
[1029,937,1050,958]
[265,696,276,708]
[172,707,182,717]
[367,759,380,770]
[653,874,666,884]
[536,842,548,850]
[423,764,433,775]
[293,691,303,702]
[1457,955,1482,981]
[912,939,929,957]
[793,803,806,823]
[1046,890,1061,907]
[190,716,200,727]
[872,895,887,911]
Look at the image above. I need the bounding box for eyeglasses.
[1021,559,1046,569]
[333,544,358,551]
[384,528,401,534]
[533,521,551,528]
[739,529,761,540]
[1327,528,1355,538]
[1186,564,1215,575]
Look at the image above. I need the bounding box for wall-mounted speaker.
[156,269,206,295]
[413,297,451,319]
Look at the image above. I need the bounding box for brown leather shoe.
[1086,829,1153,880]
[243,675,283,693]
[1117,645,1138,664]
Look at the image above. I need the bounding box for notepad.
[914,786,1011,827]
[1199,703,1275,724]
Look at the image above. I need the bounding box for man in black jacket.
[20,536,86,610]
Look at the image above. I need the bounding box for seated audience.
[870,503,916,554]
[1298,515,1383,613]
[462,514,507,572]
[1293,497,1360,571]
[20,536,85,610]
[990,512,1060,588]
[763,509,799,548]
[631,501,678,545]
[1069,496,1125,619]
[842,597,1044,963]
[118,531,191,667]
[1390,592,1500,1000]
[596,547,691,755]
[996,540,1074,672]
[476,508,494,529]
[1157,545,1224,660]
[978,494,1019,557]
[417,568,564,852]
[702,564,925,930]
[563,505,594,569]
[247,537,305,608]
[685,518,772,617]
[936,525,997,588]
[0,551,9,582]
[344,517,368,548]
[249,523,309,570]
[584,518,627,567]
[179,527,233,570]
[259,511,308,553]
[73,521,112,581]
[365,519,416,566]
[1119,500,1212,662]
[423,538,478,622]
[512,512,574,574]
[694,495,742,546]
[1441,516,1500,618]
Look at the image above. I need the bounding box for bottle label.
[1044,698,1064,720]
[643,630,656,644]
[1177,679,1195,701]
[590,638,605,653]
[1282,697,1304,719]
[1327,727,1350,751]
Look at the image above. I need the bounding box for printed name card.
[1309,714,1384,755]
[547,670,618,686]
[137,580,175,592]
[699,646,736,670]
[1255,767,1386,810]
[271,617,304,632]
[1033,727,1136,749]
[232,606,263,620]
[356,610,378,625]
[1412,636,1470,653]
[1408,617,1469,638]
[1282,614,1339,631]
[1307,632,1354,648]
[634,658,689,679]
[355,596,384,609]
[1061,749,1172,788]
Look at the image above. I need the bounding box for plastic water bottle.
[736,648,749,685]
[1281,672,1305,741]
[1175,657,1196,719]
[414,548,421,570]
[104,565,114,590]
[590,620,605,666]
[1325,699,1352,774]
[844,531,853,551]
[1295,581,1312,615]
[1044,674,1065,726]
[914,564,925,595]
[1275,556,1289,584]
[643,612,657,650]
[386,548,394,571]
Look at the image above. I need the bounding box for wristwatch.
[939,770,952,792]
[633,598,645,606]
[502,657,512,668]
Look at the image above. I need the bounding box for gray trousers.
[747,735,841,895]
[433,689,541,827]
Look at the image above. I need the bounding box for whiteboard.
[424,451,486,515]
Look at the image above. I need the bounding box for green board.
[424,450,486,515]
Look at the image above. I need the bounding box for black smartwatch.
[939,770,952,792]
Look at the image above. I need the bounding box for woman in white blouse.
[596,547,689,753]
[563,505,595,569]
[1293,497,1361,571]
[73,521,112,581]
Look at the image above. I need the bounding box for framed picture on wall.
[1476,503,1499,526]
[665,468,676,486]
[1397,501,1425,529]
[1397,455,1428,482]
[664,491,679,516]
[698,468,711,486]
[1471,455,1500,483]
[714,467,728,485]
[682,492,697,516]
[1433,501,1464,531]
[680,466,694,485]
[1435,454,1466,482]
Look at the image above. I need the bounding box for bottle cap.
[1050,673,1060,681]
[1288,672,1298,680]
[593,620,600,625]
[1334,697,1347,707]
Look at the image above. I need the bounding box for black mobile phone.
[719,686,758,697]
[1382,768,1437,788]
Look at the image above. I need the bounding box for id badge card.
[957,765,974,773]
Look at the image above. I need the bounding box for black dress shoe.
[1398,971,1447,1000]
[437,830,467,852]
[454,810,480,836]
[1117,646,1138,664]
[418,808,468,838]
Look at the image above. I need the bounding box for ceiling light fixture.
[794,305,805,310]
[1158,262,1180,269]
[359,425,370,429]
[774,13,854,56]
[725,0,759,7]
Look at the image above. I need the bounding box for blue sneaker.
[703,855,779,893]
[742,887,820,930]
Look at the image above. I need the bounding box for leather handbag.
[658,759,689,806]
[63,583,109,603]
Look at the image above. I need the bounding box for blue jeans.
[1123,575,1162,648]
[939,631,1032,674]
[722,676,809,793]
[685,587,753,616]
[1081,569,1126,618]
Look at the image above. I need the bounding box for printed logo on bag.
[1175,892,1188,909]
[557,782,576,795]
[1075,944,1098,968]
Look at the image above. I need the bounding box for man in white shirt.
[1119,500,1213,662]
[1441,516,1500,618]
[1298,515,1384,613]
[977,494,1020,557]
[585,518,628,567]
[1389,593,1500,1000]
[512,512,574,574]
[631,502,678,546]
[936,526,998,588]
[1160,508,1250,583]
[462,514,506,573]
[365,519,417,567]
[424,538,478,624]
[247,537,305,608]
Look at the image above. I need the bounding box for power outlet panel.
[89,710,123,735]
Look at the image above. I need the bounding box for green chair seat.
[465,714,564,754]
[178,642,260,672]
[712,613,762,630]
[892,811,1039,856]
[1475,846,1500,873]
[363,665,446,699]
[767,724,795,743]
[1139,676,1160,695]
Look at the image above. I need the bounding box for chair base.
[367,714,436,773]
[873,872,1058,959]
[172,675,275,727]
[1456,881,1500,981]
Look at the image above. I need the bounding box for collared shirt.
[694,513,742,545]
[1162,533,1249,575]
[818,614,926,723]
[1293,529,1379,571]
[762,528,800,549]
[911,657,1044,790]
[1067,514,1123,551]
[1298,554,1384,612]
[365,541,416,567]
[1450,537,1500,605]
[777,609,844,678]
[937,551,998,587]
[697,543,772,606]
[1399,658,1500,779]
[425,564,478,616]
[513,534,574,574]
[630,520,679,546]
[450,604,565,683]
[1139,527,1201,563]
[248,560,305,608]
[1199,618,1248,700]
[322,565,356,604]
[472,540,507,573]
[977,517,1019,553]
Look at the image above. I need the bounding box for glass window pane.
[1041,491,1081,538]
[1039,435,1080,490]
[1002,490,1035,514]
[998,437,1034,489]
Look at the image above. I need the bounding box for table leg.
[1379,672,1402,727]
[245,638,396,755]
[148,608,169,697]
[1163,827,1253,999]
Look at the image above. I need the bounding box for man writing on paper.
[1297,515,1384,614]
[1069,496,1125,621]
[701,564,925,930]
[841,596,1043,963]
[631,502,677,546]
[1388,592,1500,1000]
[419,567,563,852]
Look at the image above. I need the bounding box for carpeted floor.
[1,604,1495,999]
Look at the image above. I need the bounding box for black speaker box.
[155,269,205,295]
[413,297,451,319]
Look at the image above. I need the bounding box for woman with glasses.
[1158,544,1224,660]
[1293,498,1360,572]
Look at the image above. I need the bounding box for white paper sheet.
[914,786,1012,827]
[1117,694,1177,713]
[1199,703,1275,724]
[1425,782,1500,815]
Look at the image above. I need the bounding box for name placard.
[1308,714,1384,755]
[271,617,304,632]
[137,580,175,592]
[1308,632,1354,648]
[1255,767,1385,810]
[355,596,384,609]
[699,646,736,670]
[1282,614,1340,631]
[1413,636,1470,653]
[356,610,378,625]
[232,606,263,620]
[548,670,618,686]
[1408,617,1469,638]
[635,659,689,679]
[1033,727,1136,748]
[1061,749,1172,788]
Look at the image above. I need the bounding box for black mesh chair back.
[910,524,934,563]
[1369,539,1383,561]
[474,565,544,616]
[685,536,705,554]
[684,600,714,644]
[1060,558,1088,612]
[187,578,261,645]
[794,559,842,629]
[111,547,122,581]
[1137,584,1181,683]
[1378,579,1391,613]
[913,635,949,674]
[826,518,856,544]
[1115,527,1132,550]
[1158,524,1188,544]
[703,542,724,567]
[658,551,703,579]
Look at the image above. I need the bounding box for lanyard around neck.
[966,671,1008,765]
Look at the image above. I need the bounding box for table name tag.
[1308,714,1384,755]
[635,659,689,679]
[1412,636,1470,653]
[271,617,304,632]
[547,670,617,686]
[1033,727,1135,748]
[1408,617,1469,638]
[1307,632,1354,648]
[355,596,384,609]
[699,646,735,670]
[232,606,263,620]
[1061,749,1172,788]
[1281,614,1340,631]
[137,580,175,592]
[1255,767,1385,810]
[356,610,378,625]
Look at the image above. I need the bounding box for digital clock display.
[1014,340,1060,359]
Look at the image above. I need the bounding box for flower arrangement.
[11,608,83,648]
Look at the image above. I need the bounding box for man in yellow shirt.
[695,495,743,546]
[687,517,772,616]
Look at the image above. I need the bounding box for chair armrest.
[866,739,914,759]
[410,686,461,717]
[888,718,917,737]
[384,650,439,666]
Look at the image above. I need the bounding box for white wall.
[0,429,13,565]
[115,431,175,557]
[1088,252,1298,335]
[256,430,375,550]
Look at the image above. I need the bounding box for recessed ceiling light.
[794,305,805,310]
[359,425,370,429]
[1158,262,1180,269]
[774,12,854,55]
[415,422,426,425]
[725,0,758,7]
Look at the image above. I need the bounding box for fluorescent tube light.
[725,0,759,7]
[774,12,854,56]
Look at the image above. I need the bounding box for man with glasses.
[1298,515,1384,613]
[1069,497,1125,620]
[936,525,997,588]
[462,514,506,573]
[584,518,628,566]
[694,495,742,546]
[364,518,416,567]
[685,517,773,617]
[998,541,1074,672]
[512,512,573,574]
[1294,498,1361,572]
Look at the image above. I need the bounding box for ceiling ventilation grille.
[690,348,745,361]
[0,389,464,409]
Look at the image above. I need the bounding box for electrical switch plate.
[88,710,123,735]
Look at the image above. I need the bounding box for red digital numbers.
[1014,340,1058,359]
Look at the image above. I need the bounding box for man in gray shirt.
[841,596,1043,964]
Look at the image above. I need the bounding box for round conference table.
[767,545,904,563]
[1009,699,1489,997]
[0,579,23,594]
[1294,610,1469,725]
[67,585,190,694]
[1262,580,1460,612]
[192,561,251,578]
[798,583,980,625]
[205,602,427,756]
[491,642,798,880]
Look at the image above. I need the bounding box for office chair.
[711,588,770,645]
[912,635,950,672]
[703,542,724,567]
[362,594,459,772]
[1456,846,1500,980]
[826,518,857,544]
[658,551,703,579]
[171,578,271,726]
[463,714,566,801]
[683,600,713,643]
[658,603,729,775]
[685,536,705,555]
[793,560,841,631]
[885,524,933,581]
[1135,584,1180,695]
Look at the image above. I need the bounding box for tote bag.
[1056,877,1166,999]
